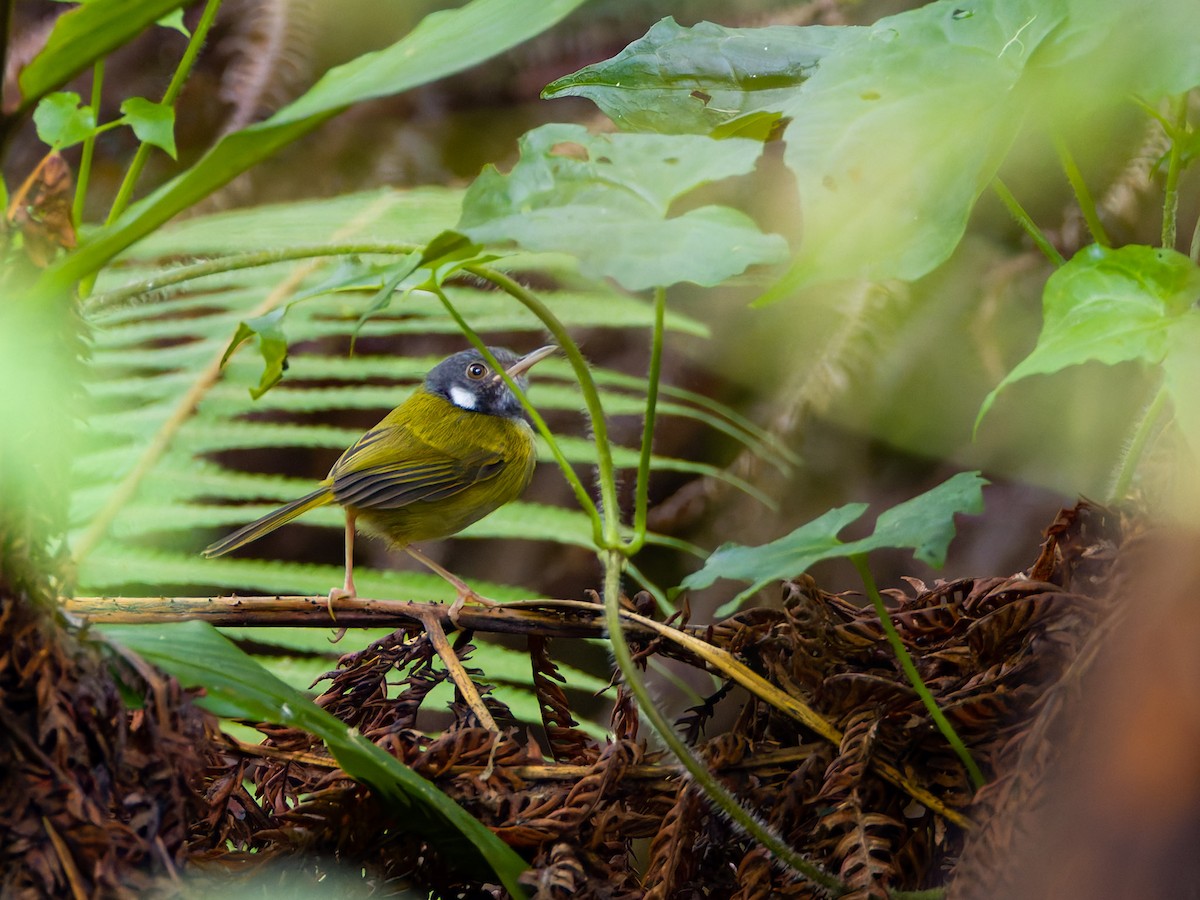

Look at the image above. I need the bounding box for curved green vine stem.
[430,282,603,542]
[73,60,105,229]
[466,263,623,547]
[992,178,1065,266]
[1109,379,1169,503]
[851,554,986,790]
[600,550,845,894]
[628,286,665,554]
[104,0,223,229]
[1161,94,1189,251]
[1054,135,1109,248]
[455,267,846,885]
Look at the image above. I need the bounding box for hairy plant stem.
[83,242,422,312]
[1054,135,1109,247]
[1108,379,1169,503]
[992,178,1065,266]
[73,60,105,229]
[1161,94,1188,251]
[851,554,986,790]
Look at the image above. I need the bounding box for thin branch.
[413,606,498,732]
[64,591,971,829]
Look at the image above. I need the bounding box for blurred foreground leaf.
[976,244,1200,430]
[542,17,846,135]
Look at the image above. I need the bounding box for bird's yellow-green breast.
[329,389,536,545]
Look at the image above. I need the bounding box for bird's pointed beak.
[503,344,557,379]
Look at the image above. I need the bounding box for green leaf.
[120,97,177,159]
[542,17,847,135]
[36,0,590,293]
[761,1,1070,297]
[102,621,529,896]
[33,92,97,149]
[682,472,987,609]
[863,470,988,568]
[156,9,190,37]
[17,0,191,111]
[350,254,422,347]
[682,502,868,595]
[457,123,786,290]
[976,244,1200,431]
[221,309,289,399]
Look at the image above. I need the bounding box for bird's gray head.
[424,345,555,419]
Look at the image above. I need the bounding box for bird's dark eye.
[466,362,488,380]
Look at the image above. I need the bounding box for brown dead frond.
[169,502,1121,897]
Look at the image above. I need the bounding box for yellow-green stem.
[628,286,665,553]
[104,0,223,228]
[992,178,1065,266]
[851,554,986,790]
[72,60,104,229]
[1161,94,1188,250]
[1054,135,1109,248]
[1109,380,1169,503]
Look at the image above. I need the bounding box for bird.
[203,344,556,616]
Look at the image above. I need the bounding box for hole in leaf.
[549,142,589,161]
[691,90,712,105]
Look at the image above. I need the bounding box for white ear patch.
[449,385,477,410]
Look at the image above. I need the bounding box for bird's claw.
[448,590,498,628]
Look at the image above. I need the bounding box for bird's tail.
[203,488,333,558]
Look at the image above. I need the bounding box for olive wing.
[328,421,506,510]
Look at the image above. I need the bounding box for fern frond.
[73,188,778,603]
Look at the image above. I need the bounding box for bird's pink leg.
[327,511,357,616]
[404,545,497,625]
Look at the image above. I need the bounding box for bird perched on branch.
[203,344,556,617]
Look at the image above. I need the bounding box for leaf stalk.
[851,554,986,790]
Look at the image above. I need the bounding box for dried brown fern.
[169,500,1126,897]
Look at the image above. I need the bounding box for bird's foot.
[447,589,498,628]
[326,584,356,642]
